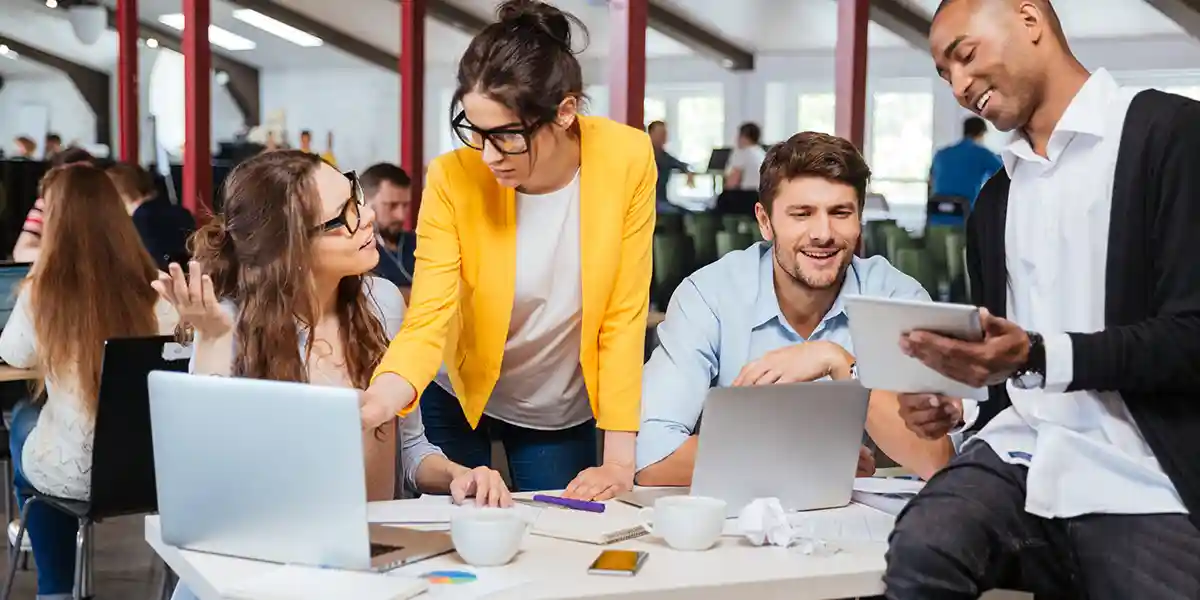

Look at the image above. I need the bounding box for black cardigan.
[967,89,1200,530]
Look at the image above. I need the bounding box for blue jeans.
[10,401,79,596]
[419,383,598,492]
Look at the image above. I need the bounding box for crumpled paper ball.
[737,497,794,547]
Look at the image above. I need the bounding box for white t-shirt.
[726,145,767,190]
[0,291,178,500]
[482,171,591,430]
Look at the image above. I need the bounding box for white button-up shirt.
[971,69,1188,519]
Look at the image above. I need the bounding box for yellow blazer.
[373,115,656,431]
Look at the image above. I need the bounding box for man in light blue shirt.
[635,131,964,487]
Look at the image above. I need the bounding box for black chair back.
[89,335,190,518]
[715,189,759,216]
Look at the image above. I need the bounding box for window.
[868,91,934,207]
[644,97,667,127]
[1163,86,1200,101]
[669,94,723,202]
[675,96,723,168]
[764,82,789,144]
[797,93,836,136]
[148,48,186,157]
[439,88,463,155]
[584,84,609,118]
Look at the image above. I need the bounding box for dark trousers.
[418,383,598,492]
[884,442,1200,600]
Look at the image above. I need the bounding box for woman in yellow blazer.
[360,0,654,501]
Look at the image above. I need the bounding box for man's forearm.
[866,391,954,480]
[634,436,697,487]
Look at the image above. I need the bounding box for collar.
[1002,68,1119,174]
[751,244,862,331]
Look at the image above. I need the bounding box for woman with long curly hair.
[152,150,508,505]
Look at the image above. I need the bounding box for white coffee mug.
[450,508,528,567]
[638,495,726,551]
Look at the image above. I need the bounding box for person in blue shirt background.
[635,131,969,487]
[927,117,1003,227]
[361,163,417,299]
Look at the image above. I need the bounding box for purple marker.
[531,494,607,513]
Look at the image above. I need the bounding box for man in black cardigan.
[884,1,1200,598]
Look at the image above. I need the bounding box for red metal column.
[400,0,425,229]
[608,0,647,129]
[117,0,139,164]
[183,0,212,221]
[835,0,868,151]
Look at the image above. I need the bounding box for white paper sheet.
[225,565,428,600]
[392,559,531,599]
[852,477,925,496]
[787,503,895,544]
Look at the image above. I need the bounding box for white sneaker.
[7,520,32,552]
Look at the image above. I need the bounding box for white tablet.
[844,295,987,399]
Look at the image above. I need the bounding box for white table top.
[146,507,888,600]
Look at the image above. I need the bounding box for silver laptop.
[0,262,31,331]
[147,371,454,571]
[623,381,870,516]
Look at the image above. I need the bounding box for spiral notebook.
[529,501,648,545]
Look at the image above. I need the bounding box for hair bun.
[496,0,574,51]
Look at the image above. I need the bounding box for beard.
[775,242,853,291]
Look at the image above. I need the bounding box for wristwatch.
[1010,331,1046,390]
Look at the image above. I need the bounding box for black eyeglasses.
[452,110,541,155]
[314,171,365,236]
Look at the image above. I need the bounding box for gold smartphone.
[587,550,648,576]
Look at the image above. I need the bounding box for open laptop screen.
[0,263,32,330]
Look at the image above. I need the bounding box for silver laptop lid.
[0,262,31,330]
[148,372,373,569]
[691,380,870,515]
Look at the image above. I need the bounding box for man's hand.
[449,466,513,507]
[685,173,696,188]
[897,394,963,440]
[857,446,876,477]
[563,463,634,501]
[732,341,854,386]
[900,308,1028,388]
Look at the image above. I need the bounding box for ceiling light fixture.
[231,9,322,47]
[146,38,159,49]
[157,13,257,51]
[46,0,58,8]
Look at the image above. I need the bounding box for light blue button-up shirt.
[636,242,930,472]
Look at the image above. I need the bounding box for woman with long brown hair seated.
[4,164,179,600]
[152,150,509,504]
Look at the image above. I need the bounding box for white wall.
[261,68,405,173]
[0,46,246,163]
[0,73,96,155]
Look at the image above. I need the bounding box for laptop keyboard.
[370,543,403,557]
